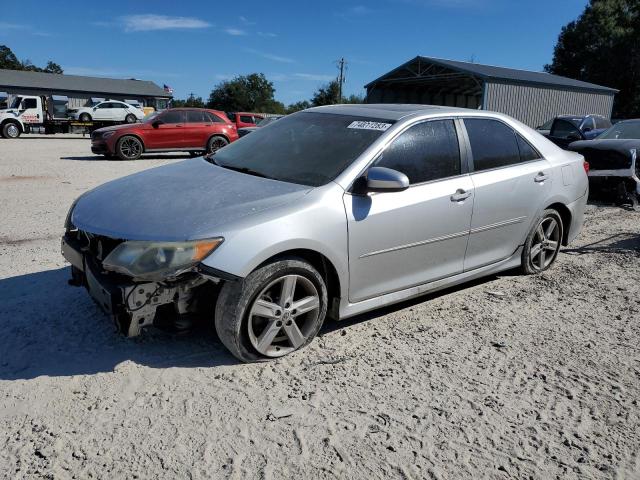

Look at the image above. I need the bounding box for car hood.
[94,123,145,134]
[569,138,640,154]
[71,158,312,241]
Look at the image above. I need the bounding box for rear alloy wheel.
[215,258,328,362]
[125,113,137,124]
[207,136,229,154]
[522,209,563,274]
[3,122,21,139]
[79,113,91,122]
[116,136,143,160]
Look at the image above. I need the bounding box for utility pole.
[337,57,346,103]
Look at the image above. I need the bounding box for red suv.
[91,108,239,160]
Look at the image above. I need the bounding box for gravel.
[1,135,639,479]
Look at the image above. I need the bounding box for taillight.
[583,160,590,173]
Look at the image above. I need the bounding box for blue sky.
[1,0,588,105]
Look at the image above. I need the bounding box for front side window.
[373,120,461,184]
[22,98,37,109]
[594,116,611,130]
[210,112,393,187]
[161,110,185,124]
[464,118,521,171]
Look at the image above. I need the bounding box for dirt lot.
[1,135,639,479]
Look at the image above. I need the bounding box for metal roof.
[365,56,618,93]
[0,69,172,97]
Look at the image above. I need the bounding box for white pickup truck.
[0,95,142,138]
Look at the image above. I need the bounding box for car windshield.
[596,121,640,140]
[209,112,394,187]
[539,118,553,130]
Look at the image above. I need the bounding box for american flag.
[163,84,174,94]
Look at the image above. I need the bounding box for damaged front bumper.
[61,232,222,337]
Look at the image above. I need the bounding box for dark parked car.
[569,119,640,208]
[546,114,612,149]
[237,115,284,138]
[91,108,239,160]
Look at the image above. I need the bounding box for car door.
[462,117,553,271]
[184,110,209,148]
[344,119,474,303]
[18,97,41,125]
[144,110,186,149]
[548,119,585,149]
[93,102,113,121]
[110,102,128,122]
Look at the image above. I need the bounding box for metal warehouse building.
[0,69,172,110]
[365,56,618,128]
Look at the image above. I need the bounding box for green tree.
[286,100,311,113]
[0,45,22,70]
[311,80,340,106]
[0,45,63,74]
[207,73,279,112]
[43,61,64,74]
[545,0,640,118]
[172,94,206,108]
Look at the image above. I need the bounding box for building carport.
[365,56,618,128]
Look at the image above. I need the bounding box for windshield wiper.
[204,155,274,180]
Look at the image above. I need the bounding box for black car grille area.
[68,230,124,267]
[582,148,632,170]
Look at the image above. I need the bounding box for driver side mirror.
[354,167,410,194]
[582,127,592,133]
[152,120,164,128]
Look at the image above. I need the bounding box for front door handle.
[450,189,472,202]
[534,172,549,183]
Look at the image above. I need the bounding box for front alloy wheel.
[522,209,563,274]
[215,258,328,362]
[116,136,143,160]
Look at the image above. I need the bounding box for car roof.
[306,103,471,121]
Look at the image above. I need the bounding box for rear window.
[186,110,205,123]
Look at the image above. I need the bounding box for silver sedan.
[62,104,588,362]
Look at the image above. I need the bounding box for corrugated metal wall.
[484,81,615,127]
[367,86,482,109]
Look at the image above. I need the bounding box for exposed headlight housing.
[102,131,116,139]
[103,238,223,279]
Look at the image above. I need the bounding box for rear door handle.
[450,189,472,202]
[534,172,549,183]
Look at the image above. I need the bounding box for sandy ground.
[0,135,639,479]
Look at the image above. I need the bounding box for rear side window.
[594,116,611,129]
[240,115,254,123]
[374,119,461,184]
[186,110,205,123]
[465,118,522,171]
[516,134,540,162]
[161,110,185,124]
[205,112,226,123]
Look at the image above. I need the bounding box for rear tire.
[521,209,563,274]
[215,258,328,362]
[115,135,143,160]
[125,113,137,124]
[79,113,91,122]
[207,135,229,154]
[2,122,21,139]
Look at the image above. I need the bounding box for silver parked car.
[62,104,588,362]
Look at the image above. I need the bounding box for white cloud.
[245,48,294,63]
[239,16,256,25]
[293,73,335,82]
[121,14,211,32]
[224,27,247,36]
[257,31,277,38]
[0,22,51,36]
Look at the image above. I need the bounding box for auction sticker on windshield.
[347,121,392,131]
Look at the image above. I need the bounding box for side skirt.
[337,246,523,320]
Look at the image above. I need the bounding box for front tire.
[521,209,563,274]
[2,122,21,139]
[215,258,328,362]
[115,135,143,160]
[79,113,91,122]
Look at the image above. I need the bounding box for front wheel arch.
[2,120,23,138]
